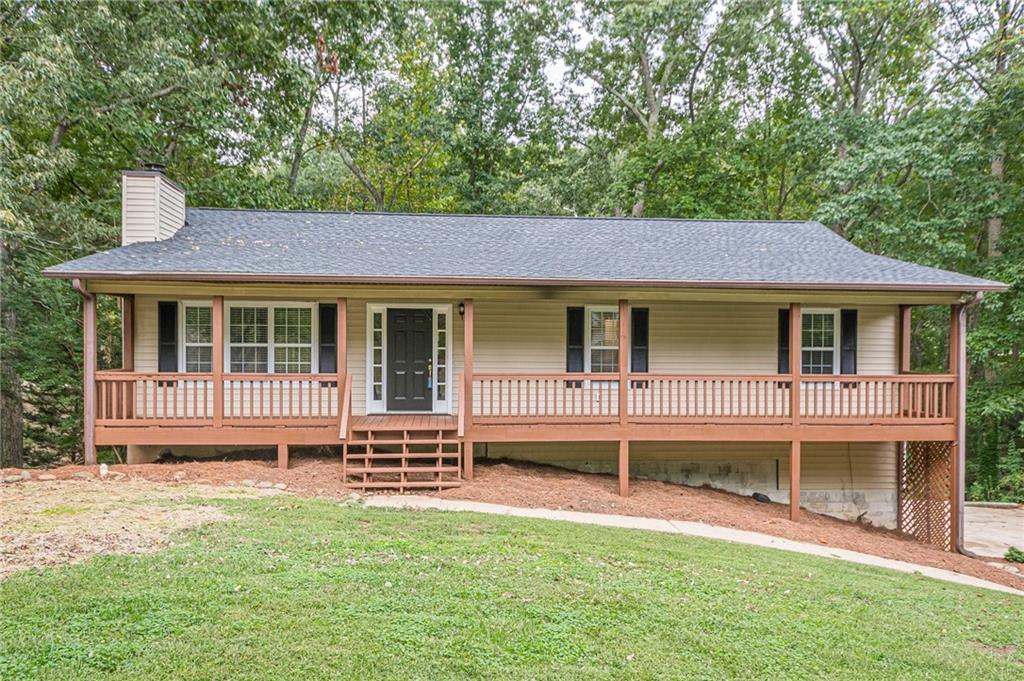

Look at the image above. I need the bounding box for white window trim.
[178,300,213,373]
[583,304,634,373]
[223,301,319,374]
[365,303,453,415]
[801,308,840,376]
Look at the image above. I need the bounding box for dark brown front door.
[387,308,433,411]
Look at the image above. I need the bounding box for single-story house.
[45,168,1008,552]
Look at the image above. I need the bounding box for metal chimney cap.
[140,162,167,174]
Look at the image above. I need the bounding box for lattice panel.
[898,441,952,550]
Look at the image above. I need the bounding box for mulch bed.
[4,456,1021,591]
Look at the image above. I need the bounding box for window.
[587,307,619,373]
[227,304,314,373]
[802,311,838,374]
[183,305,212,372]
[436,312,447,400]
[371,311,384,400]
[273,307,312,372]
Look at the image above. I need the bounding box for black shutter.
[566,307,584,372]
[777,308,790,374]
[840,309,857,374]
[319,304,337,373]
[630,308,649,372]
[158,301,178,372]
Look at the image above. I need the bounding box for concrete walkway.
[364,495,1023,596]
[965,504,1024,558]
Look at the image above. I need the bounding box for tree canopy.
[1,0,1021,501]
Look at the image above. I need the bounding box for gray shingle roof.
[45,208,1005,291]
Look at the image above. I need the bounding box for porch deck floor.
[351,414,458,431]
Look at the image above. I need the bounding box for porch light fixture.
[458,302,465,318]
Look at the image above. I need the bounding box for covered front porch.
[75,284,965,546]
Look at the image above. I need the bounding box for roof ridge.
[186,206,816,225]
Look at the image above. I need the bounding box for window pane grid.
[588,309,618,373]
[230,346,268,373]
[371,311,384,401]
[227,305,312,374]
[436,312,447,401]
[184,305,213,372]
[801,312,836,375]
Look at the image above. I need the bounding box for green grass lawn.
[1,495,1021,680]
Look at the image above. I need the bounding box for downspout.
[71,278,97,465]
[956,291,984,555]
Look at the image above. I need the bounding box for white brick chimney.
[121,165,186,245]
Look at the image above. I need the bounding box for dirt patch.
[0,479,275,578]
[3,457,1022,591]
[970,641,1019,658]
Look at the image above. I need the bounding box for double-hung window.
[272,307,312,372]
[801,311,839,375]
[227,304,314,373]
[586,306,619,373]
[182,304,213,372]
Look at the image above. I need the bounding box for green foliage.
[1006,546,1024,563]
[1,498,1022,679]
[1,0,1022,493]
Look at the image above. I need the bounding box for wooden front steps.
[343,416,461,492]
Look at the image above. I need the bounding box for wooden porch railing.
[799,374,954,424]
[471,373,619,423]
[97,370,955,430]
[469,373,955,425]
[96,372,213,425]
[222,374,338,425]
[96,371,352,430]
[627,374,792,422]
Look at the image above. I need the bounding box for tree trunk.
[631,182,646,218]
[288,82,322,194]
[987,0,1010,258]
[989,155,1004,257]
[0,238,24,468]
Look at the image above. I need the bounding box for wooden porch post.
[789,440,801,521]
[121,294,134,370]
[463,299,474,480]
[788,303,801,521]
[618,299,628,426]
[278,443,288,469]
[336,298,347,441]
[898,305,911,373]
[76,280,97,465]
[212,295,224,428]
[789,303,801,425]
[337,298,347,379]
[618,299,629,497]
[949,303,964,551]
[618,439,629,497]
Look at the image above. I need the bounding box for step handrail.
[338,373,353,440]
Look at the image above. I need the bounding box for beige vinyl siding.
[857,305,897,374]
[475,299,897,376]
[122,175,159,245]
[134,295,159,372]
[121,174,185,245]
[157,179,185,240]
